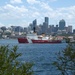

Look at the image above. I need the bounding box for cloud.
[49,0,57,2]
[46,6,75,26]
[10,0,22,4]
[31,11,40,18]
[4,4,28,13]
[27,0,40,4]
[55,6,75,20]
[0,0,75,28]
[40,2,53,11]
[0,4,28,20]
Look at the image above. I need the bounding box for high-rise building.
[45,17,49,28]
[73,29,75,34]
[59,19,66,30]
[42,22,47,33]
[42,17,49,34]
[67,26,72,33]
[33,19,37,32]
[33,19,37,27]
[15,26,23,32]
[53,24,59,33]
[29,23,33,30]
[45,17,49,25]
[24,27,28,33]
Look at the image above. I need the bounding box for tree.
[64,37,70,43]
[0,45,33,75]
[53,43,75,75]
[1,26,6,32]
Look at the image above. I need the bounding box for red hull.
[18,38,62,44]
[31,39,61,43]
[18,38,28,43]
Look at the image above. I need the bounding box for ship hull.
[18,38,28,43]
[31,39,62,43]
[18,37,61,44]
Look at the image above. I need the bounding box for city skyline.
[0,0,75,28]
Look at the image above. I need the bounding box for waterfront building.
[15,26,23,32]
[11,26,16,32]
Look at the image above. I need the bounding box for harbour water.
[0,39,67,75]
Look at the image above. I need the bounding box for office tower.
[51,25,54,32]
[42,17,49,34]
[45,17,49,25]
[29,23,33,30]
[59,19,66,30]
[42,22,47,33]
[15,26,23,32]
[33,19,37,32]
[45,17,49,28]
[24,27,28,33]
[53,24,59,33]
[56,25,58,28]
[73,29,75,34]
[67,26,72,33]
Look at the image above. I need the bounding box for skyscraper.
[67,26,72,33]
[59,19,66,30]
[45,17,49,26]
[33,19,37,32]
[42,22,48,33]
[42,17,49,34]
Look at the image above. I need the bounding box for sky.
[0,0,75,29]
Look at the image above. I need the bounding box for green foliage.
[53,43,75,75]
[0,45,33,75]
[64,38,70,43]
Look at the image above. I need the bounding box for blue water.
[0,39,67,75]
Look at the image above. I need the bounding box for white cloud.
[0,1,75,28]
[40,2,53,11]
[0,4,28,20]
[49,6,75,26]
[10,0,22,4]
[27,0,40,4]
[31,12,40,18]
[49,0,57,2]
[55,6,75,20]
